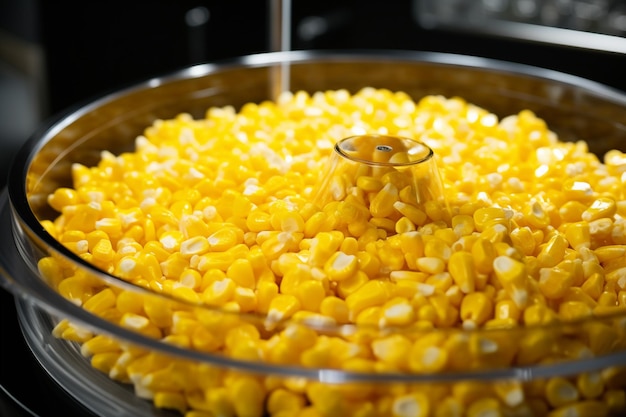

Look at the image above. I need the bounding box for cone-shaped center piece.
[335,134,433,166]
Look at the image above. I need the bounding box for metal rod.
[270,0,291,100]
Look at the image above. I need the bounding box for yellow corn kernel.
[57,276,88,304]
[516,330,554,365]
[357,175,383,192]
[466,398,502,417]
[227,376,265,417]
[538,267,576,300]
[208,227,240,252]
[576,371,604,400]
[415,257,445,274]
[546,401,609,417]
[345,279,389,317]
[355,305,381,327]
[434,397,463,417]
[390,270,428,283]
[255,280,278,314]
[580,272,604,301]
[398,230,424,257]
[116,290,144,315]
[423,237,452,260]
[48,187,80,211]
[81,334,121,357]
[473,207,509,232]
[185,411,213,417]
[395,216,416,233]
[583,197,617,222]
[460,292,493,327]
[595,245,626,263]
[308,231,343,266]
[228,287,255,313]
[494,299,521,321]
[370,182,399,218]
[564,221,591,251]
[381,298,416,327]
[471,237,497,275]
[560,200,588,222]
[139,294,172,328]
[393,201,427,226]
[445,284,464,308]
[90,237,115,263]
[597,290,618,307]
[493,255,529,308]
[545,376,579,408]
[493,380,525,408]
[375,242,404,271]
[37,256,65,287]
[391,392,430,417]
[429,293,459,327]
[83,288,117,315]
[370,334,412,369]
[202,277,236,305]
[451,381,493,407]
[266,293,301,325]
[225,258,255,289]
[451,214,475,236]
[203,386,236,416]
[267,388,306,415]
[425,272,452,293]
[448,251,476,294]
[604,389,626,414]
[409,334,448,373]
[94,217,123,238]
[154,391,187,414]
[510,226,536,256]
[537,233,568,268]
[90,351,120,375]
[584,321,618,355]
[294,279,325,312]
[271,210,305,233]
[324,251,358,281]
[178,236,209,257]
[523,303,557,327]
[246,209,271,233]
[319,296,349,324]
[119,312,162,339]
[524,200,551,229]
[340,236,359,255]
[306,382,346,416]
[58,322,94,342]
[558,301,593,321]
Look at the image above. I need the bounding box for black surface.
[0,288,98,417]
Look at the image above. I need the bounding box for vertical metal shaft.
[270,0,291,100]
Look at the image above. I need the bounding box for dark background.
[1,1,625,416]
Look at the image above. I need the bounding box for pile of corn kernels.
[38,88,626,417]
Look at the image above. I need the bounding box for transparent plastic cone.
[313,134,449,225]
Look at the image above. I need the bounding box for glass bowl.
[2,50,626,417]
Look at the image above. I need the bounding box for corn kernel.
[391,392,430,417]
[409,334,448,373]
[154,391,187,414]
[545,377,579,408]
[493,255,529,308]
[324,251,358,281]
[467,397,502,417]
[546,401,609,417]
[460,292,493,327]
[230,376,266,417]
[448,251,477,294]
